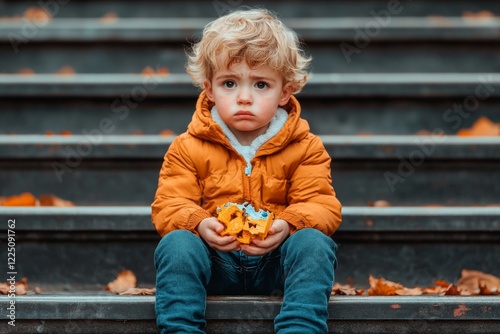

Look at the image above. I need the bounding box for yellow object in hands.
[216,203,274,244]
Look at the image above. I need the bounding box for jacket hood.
[187,91,310,156]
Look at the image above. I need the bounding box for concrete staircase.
[0,1,499,333]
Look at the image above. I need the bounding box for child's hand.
[240,219,290,256]
[196,217,241,252]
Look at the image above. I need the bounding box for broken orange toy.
[216,203,274,244]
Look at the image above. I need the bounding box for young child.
[152,8,342,333]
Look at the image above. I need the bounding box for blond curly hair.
[186,8,311,94]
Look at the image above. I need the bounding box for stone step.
[1,96,499,136]
[1,17,500,42]
[1,73,499,97]
[3,0,500,18]
[1,19,500,74]
[0,206,498,287]
[0,293,498,333]
[2,41,500,74]
[1,135,498,206]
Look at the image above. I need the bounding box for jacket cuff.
[187,208,213,234]
[277,211,306,235]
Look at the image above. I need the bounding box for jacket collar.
[187,91,310,155]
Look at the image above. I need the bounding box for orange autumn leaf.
[141,66,156,76]
[395,287,423,296]
[457,269,500,294]
[119,287,156,296]
[0,277,29,295]
[100,12,119,24]
[367,275,404,296]
[39,194,75,207]
[332,282,365,296]
[141,66,170,76]
[160,129,175,136]
[105,270,137,294]
[54,66,76,75]
[368,200,391,207]
[463,10,495,20]
[1,192,37,206]
[60,130,73,136]
[457,116,500,136]
[24,7,52,22]
[156,67,170,76]
[17,68,36,75]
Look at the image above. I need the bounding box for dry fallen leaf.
[119,287,156,296]
[141,66,170,76]
[369,200,391,207]
[458,269,500,295]
[160,129,174,136]
[367,275,404,296]
[105,270,137,294]
[395,287,423,296]
[16,68,36,75]
[332,283,364,296]
[1,192,38,206]
[0,277,29,295]
[463,10,495,20]
[54,66,76,75]
[39,194,75,207]
[24,7,52,22]
[100,12,119,24]
[457,116,500,136]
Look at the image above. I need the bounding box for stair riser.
[2,232,498,287]
[2,43,499,74]
[2,98,500,135]
[1,160,498,205]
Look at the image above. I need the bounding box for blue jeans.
[154,228,338,333]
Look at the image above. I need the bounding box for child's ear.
[204,80,215,102]
[279,83,293,106]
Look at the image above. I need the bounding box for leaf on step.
[367,275,404,296]
[457,116,500,136]
[39,194,75,207]
[395,287,423,296]
[54,66,76,76]
[1,192,38,206]
[458,269,500,295]
[24,7,52,23]
[160,129,175,136]
[105,270,137,294]
[100,12,119,24]
[16,68,36,75]
[331,283,364,296]
[0,277,29,295]
[462,10,495,20]
[368,200,391,207]
[141,66,170,76]
[119,287,156,296]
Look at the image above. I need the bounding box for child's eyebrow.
[214,73,277,82]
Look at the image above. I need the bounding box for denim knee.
[154,230,211,274]
[282,228,338,267]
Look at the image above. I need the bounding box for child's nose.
[237,87,252,104]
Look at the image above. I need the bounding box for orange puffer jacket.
[152,91,342,237]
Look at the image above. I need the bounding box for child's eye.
[255,82,268,89]
[223,81,235,88]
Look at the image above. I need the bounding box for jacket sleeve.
[151,136,212,237]
[277,135,342,236]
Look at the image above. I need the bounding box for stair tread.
[2,293,498,320]
[1,17,500,42]
[1,73,499,97]
[0,134,499,159]
[0,206,499,232]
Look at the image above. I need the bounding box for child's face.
[205,62,292,144]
